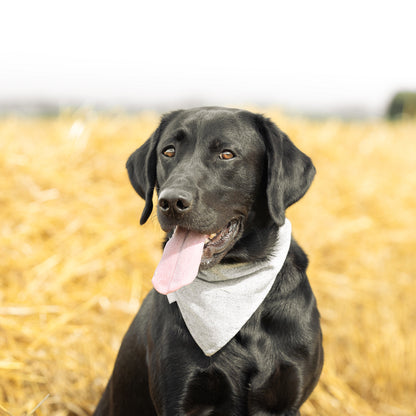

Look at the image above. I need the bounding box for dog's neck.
[167,218,292,356]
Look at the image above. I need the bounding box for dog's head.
[127,107,315,268]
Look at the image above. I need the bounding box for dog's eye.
[219,150,235,160]
[162,146,176,158]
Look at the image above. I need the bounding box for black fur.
[94,107,323,415]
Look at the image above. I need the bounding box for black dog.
[94,107,323,416]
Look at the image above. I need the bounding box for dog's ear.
[126,111,180,225]
[126,133,158,225]
[255,115,316,226]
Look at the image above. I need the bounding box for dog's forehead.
[161,108,258,146]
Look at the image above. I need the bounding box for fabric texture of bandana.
[167,218,292,356]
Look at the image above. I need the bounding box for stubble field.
[1,109,415,415]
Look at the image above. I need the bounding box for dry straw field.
[1,109,415,415]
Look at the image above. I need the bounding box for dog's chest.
[156,321,296,415]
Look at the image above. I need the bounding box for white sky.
[0,0,415,115]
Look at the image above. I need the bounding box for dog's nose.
[158,189,193,215]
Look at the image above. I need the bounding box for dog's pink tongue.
[152,227,207,295]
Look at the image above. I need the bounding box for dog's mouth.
[152,218,242,295]
[201,218,241,267]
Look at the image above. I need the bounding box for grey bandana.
[167,218,292,356]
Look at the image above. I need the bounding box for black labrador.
[93,107,323,416]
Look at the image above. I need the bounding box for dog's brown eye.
[163,146,176,158]
[219,150,235,160]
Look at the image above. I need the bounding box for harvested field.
[1,110,415,415]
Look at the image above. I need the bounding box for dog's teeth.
[209,233,217,239]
